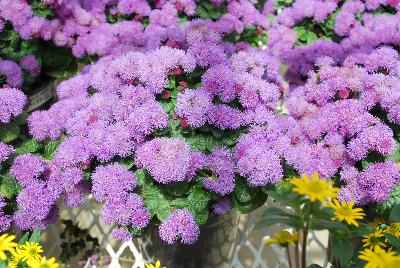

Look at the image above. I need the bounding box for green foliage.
[196,2,227,20]
[0,122,20,143]
[0,174,22,198]
[43,140,61,160]
[331,236,353,266]
[30,0,55,19]
[0,23,77,91]
[375,182,400,216]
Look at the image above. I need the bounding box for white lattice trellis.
[44,199,330,268]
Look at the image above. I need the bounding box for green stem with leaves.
[302,203,314,268]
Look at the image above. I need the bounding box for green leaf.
[306,32,318,44]
[312,219,349,232]
[390,204,400,223]
[0,122,20,143]
[193,209,209,225]
[0,174,22,198]
[43,140,61,160]
[384,233,400,250]
[29,229,41,243]
[188,187,211,213]
[331,236,353,266]
[18,232,30,244]
[261,207,293,218]
[117,157,135,169]
[234,177,252,203]
[16,139,42,154]
[13,112,28,125]
[171,198,187,208]
[256,215,302,229]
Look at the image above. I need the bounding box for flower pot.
[27,79,58,112]
[140,211,241,268]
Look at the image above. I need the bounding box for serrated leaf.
[43,140,61,160]
[0,174,22,198]
[234,177,252,203]
[16,139,42,154]
[193,210,209,225]
[188,187,211,213]
[0,122,20,143]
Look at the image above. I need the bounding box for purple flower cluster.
[0,0,268,59]
[0,87,27,123]
[0,142,14,162]
[159,209,200,244]
[283,47,400,203]
[0,196,11,232]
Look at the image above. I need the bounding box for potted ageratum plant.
[3,16,285,267]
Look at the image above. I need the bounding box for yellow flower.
[145,260,166,268]
[264,230,299,247]
[329,199,365,226]
[28,257,59,268]
[19,242,43,263]
[359,246,400,268]
[290,172,338,203]
[7,248,22,268]
[385,223,400,237]
[363,228,386,249]
[0,234,18,260]
[369,218,385,228]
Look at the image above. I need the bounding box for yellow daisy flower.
[359,246,400,268]
[19,242,43,263]
[7,248,22,268]
[290,172,338,203]
[363,228,386,249]
[385,223,400,237]
[329,199,365,226]
[28,257,59,268]
[264,230,299,247]
[146,260,166,268]
[0,233,18,260]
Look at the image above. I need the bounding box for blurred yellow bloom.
[290,172,338,203]
[0,234,17,261]
[363,228,386,249]
[7,248,22,268]
[264,230,299,247]
[385,223,400,237]
[146,260,166,268]
[28,256,59,268]
[19,242,43,263]
[329,199,365,226]
[369,218,385,228]
[359,246,400,268]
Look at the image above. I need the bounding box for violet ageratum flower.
[10,154,47,187]
[203,147,235,196]
[91,163,137,202]
[159,208,200,244]
[0,142,14,162]
[213,199,232,215]
[0,88,27,123]
[135,137,192,184]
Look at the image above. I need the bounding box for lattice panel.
[44,199,330,268]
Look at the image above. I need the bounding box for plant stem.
[295,240,300,268]
[301,203,314,268]
[286,247,293,268]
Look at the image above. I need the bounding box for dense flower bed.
[0,0,400,249]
